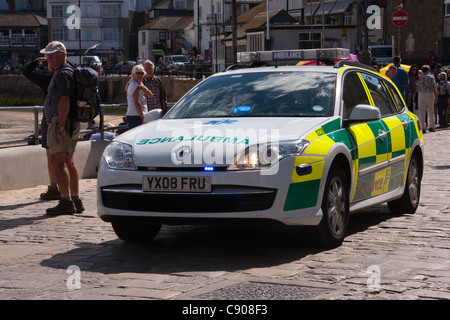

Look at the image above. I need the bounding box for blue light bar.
[204,166,214,171]
[233,106,252,113]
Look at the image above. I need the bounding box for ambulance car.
[97,48,424,248]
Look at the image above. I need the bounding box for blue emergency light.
[233,106,252,114]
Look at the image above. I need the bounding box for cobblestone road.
[0,128,449,301]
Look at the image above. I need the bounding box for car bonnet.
[115,117,333,167]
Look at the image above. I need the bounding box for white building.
[195,0,263,71]
[46,0,153,62]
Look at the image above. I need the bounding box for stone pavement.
[0,129,449,301]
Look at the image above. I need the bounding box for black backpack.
[72,67,101,123]
[61,65,101,123]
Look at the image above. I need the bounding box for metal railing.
[0,102,176,148]
[0,103,128,147]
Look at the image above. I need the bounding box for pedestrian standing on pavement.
[435,72,450,128]
[125,64,150,129]
[417,65,438,133]
[406,64,420,114]
[142,60,168,114]
[392,56,409,101]
[23,57,60,201]
[40,41,84,215]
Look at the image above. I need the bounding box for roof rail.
[334,60,378,72]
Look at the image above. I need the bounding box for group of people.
[0,61,23,75]
[125,60,168,129]
[23,40,169,216]
[381,55,450,133]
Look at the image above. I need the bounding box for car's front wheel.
[111,222,162,243]
[307,166,349,248]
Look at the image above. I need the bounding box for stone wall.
[0,75,199,105]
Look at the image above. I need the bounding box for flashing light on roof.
[237,48,350,64]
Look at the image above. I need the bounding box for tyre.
[307,166,349,248]
[388,152,421,215]
[111,222,161,243]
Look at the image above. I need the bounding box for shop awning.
[329,0,353,14]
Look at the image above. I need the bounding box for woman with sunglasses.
[406,64,420,114]
[125,64,153,129]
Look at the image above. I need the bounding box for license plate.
[142,175,211,192]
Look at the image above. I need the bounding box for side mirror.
[346,104,381,123]
[144,108,163,123]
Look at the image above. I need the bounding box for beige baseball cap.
[40,41,67,55]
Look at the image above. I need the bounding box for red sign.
[392,10,408,27]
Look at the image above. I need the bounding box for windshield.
[166,71,336,119]
[172,56,189,63]
[371,47,392,58]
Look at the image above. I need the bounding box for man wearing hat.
[40,41,84,215]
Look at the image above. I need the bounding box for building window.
[174,1,186,9]
[102,4,120,18]
[344,14,352,26]
[142,32,146,45]
[247,32,264,51]
[446,0,450,16]
[103,28,121,41]
[85,4,94,18]
[51,5,63,18]
[215,2,222,23]
[52,28,66,41]
[298,32,321,49]
[85,29,93,41]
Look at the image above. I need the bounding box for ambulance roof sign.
[392,10,408,27]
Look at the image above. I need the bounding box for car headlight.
[228,139,310,170]
[103,142,136,170]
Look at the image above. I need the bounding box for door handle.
[401,119,408,128]
[378,129,387,142]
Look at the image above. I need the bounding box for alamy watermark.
[66,5,81,30]
[66,265,81,290]
[366,5,382,30]
[366,265,381,291]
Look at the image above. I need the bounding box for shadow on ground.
[39,205,397,275]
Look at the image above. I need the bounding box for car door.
[359,72,408,196]
[383,79,414,191]
[342,71,389,202]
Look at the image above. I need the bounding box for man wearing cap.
[40,41,84,215]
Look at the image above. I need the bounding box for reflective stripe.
[305,118,341,156]
[348,123,377,161]
[358,73,375,106]
[381,117,405,154]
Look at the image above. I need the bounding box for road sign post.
[392,10,408,27]
[392,10,408,57]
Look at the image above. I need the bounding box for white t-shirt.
[126,79,148,116]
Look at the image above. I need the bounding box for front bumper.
[97,157,323,226]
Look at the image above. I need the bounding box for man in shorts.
[40,41,84,215]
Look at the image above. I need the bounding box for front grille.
[101,185,276,213]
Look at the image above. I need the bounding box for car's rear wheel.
[111,222,161,243]
[307,166,349,248]
[388,152,421,215]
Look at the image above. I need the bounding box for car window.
[166,71,336,119]
[342,72,369,119]
[383,81,405,112]
[172,56,189,63]
[360,72,396,116]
